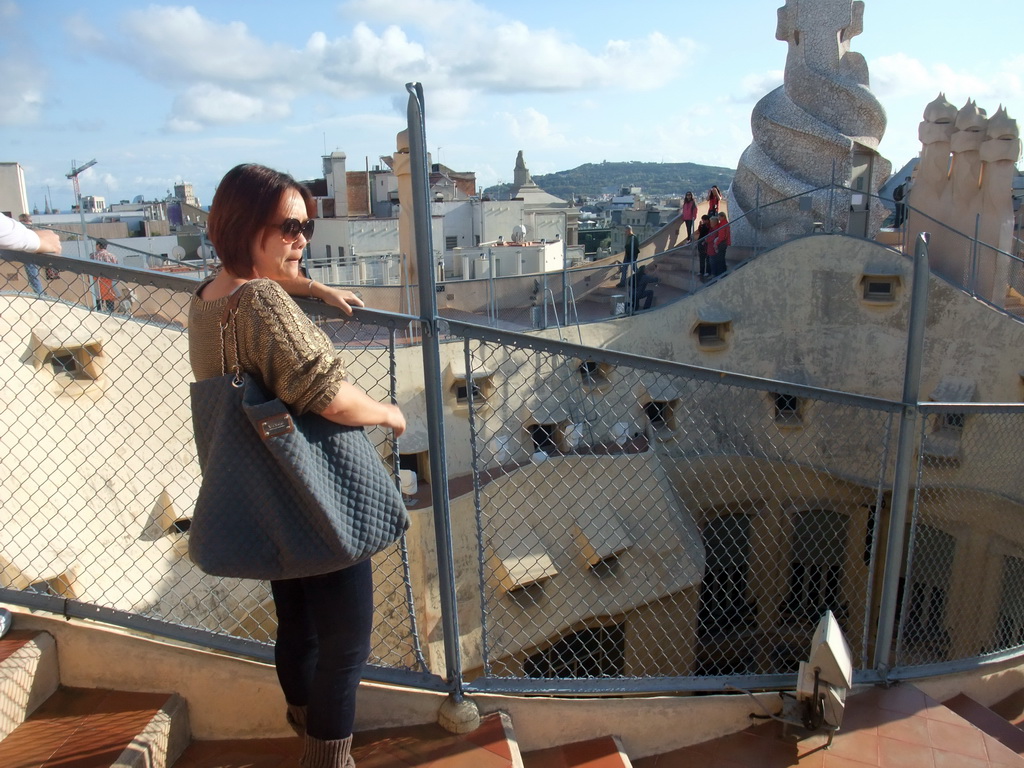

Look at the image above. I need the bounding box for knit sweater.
[188,277,347,415]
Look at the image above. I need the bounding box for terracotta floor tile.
[877,736,935,768]
[925,719,988,760]
[874,686,931,717]
[464,715,514,762]
[350,719,515,768]
[839,704,885,733]
[822,754,884,768]
[174,737,302,767]
[922,701,970,727]
[930,751,991,768]
[827,726,880,764]
[982,732,1024,766]
[876,713,932,746]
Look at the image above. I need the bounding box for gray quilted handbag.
[187,287,409,580]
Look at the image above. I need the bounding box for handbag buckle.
[259,413,295,439]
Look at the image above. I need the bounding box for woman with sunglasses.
[189,163,405,768]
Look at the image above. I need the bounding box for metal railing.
[4,242,1024,698]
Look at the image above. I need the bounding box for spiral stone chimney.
[727,0,891,245]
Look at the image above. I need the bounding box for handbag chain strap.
[219,285,248,388]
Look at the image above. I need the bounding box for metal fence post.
[971,213,981,297]
[873,233,930,675]
[754,184,761,257]
[406,82,465,699]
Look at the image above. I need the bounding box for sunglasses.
[279,218,315,242]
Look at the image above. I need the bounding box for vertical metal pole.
[754,184,761,257]
[406,82,464,698]
[873,233,930,674]
[828,160,836,232]
[970,213,981,298]
[562,244,569,324]
[488,247,496,327]
[542,271,549,328]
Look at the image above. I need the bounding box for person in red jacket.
[710,211,731,277]
[707,185,722,216]
[680,191,698,242]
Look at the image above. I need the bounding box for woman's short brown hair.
[207,163,315,275]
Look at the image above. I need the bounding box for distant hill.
[482,160,735,202]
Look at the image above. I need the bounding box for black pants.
[634,288,654,311]
[711,246,728,276]
[619,258,636,285]
[271,559,373,740]
[684,219,694,241]
[894,202,906,227]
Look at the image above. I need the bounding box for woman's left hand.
[312,283,365,315]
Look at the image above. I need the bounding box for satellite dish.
[171,245,186,260]
[511,224,527,244]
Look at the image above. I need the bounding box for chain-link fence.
[0,252,427,685]
[894,405,1024,669]
[4,248,1024,698]
[451,323,900,691]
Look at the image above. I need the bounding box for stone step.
[0,686,189,768]
[174,711,523,768]
[991,687,1024,727]
[632,684,1024,767]
[0,630,59,741]
[944,693,1024,756]
[523,734,632,767]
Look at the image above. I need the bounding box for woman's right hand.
[384,404,407,438]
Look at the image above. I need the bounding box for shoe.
[0,608,11,639]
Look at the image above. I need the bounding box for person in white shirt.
[1,212,60,297]
[0,211,61,254]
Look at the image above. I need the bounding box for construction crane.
[67,159,97,250]
[66,159,97,210]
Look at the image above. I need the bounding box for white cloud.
[87,1,697,132]
[736,70,784,103]
[498,107,569,149]
[0,55,45,125]
[168,84,292,130]
[120,6,295,84]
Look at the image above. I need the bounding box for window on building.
[698,513,755,637]
[524,623,625,678]
[773,393,802,426]
[694,321,730,350]
[922,377,974,466]
[398,450,431,485]
[529,423,560,454]
[644,399,679,431]
[782,510,848,625]
[898,525,954,662]
[445,235,458,251]
[861,276,899,303]
[578,360,612,387]
[451,374,493,407]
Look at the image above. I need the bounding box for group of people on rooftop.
[615,185,732,312]
[681,186,731,278]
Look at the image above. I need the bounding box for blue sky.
[2,0,1021,212]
